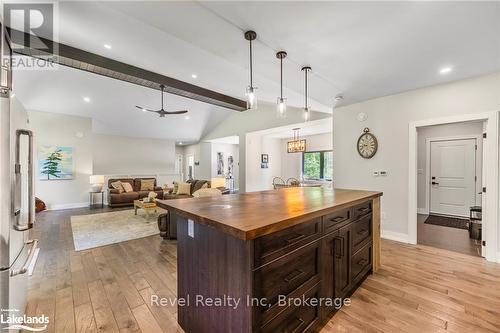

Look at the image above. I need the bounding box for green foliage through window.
[302,151,333,180]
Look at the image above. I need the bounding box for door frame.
[408,112,499,263]
[423,135,483,216]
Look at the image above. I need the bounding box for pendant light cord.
[249,39,253,88]
[280,57,283,99]
[304,69,308,109]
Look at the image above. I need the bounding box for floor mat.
[424,214,469,230]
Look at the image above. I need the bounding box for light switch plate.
[188,219,194,238]
[373,171,380,177]
[380,170,388,176]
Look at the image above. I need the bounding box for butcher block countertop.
[156,187,382,240]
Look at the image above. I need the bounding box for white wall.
[417,121,484,212]
[92,133,176,175]
[280,132,333,181]
[333,72,500,242]
[28,111,178,209]
[245,134,282,192]
[28,111,93,210]
[203,102,331,192]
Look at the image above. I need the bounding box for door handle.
[14,129,34,231]
[431,182,439,185]
[10,239,39,276]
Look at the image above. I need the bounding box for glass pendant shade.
[277,97,286,118]
[246,86,257,110]
[303,107,311,122]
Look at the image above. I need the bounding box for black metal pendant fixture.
[244,31,257,110]
[302,66,311,122]
[276,51,287,118]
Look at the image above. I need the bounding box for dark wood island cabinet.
[157,187,382,333]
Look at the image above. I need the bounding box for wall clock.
[357,128,378,159]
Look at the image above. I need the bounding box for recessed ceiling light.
[439,66,452,74]
[83,97,91,103]
[104,44,112,49]
[179,142,183,145]
[191,74,197,79]
[184,116,190,120]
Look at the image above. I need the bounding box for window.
[302,151,333,180]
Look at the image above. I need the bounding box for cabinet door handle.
[333,237,343,258]
[357,258,368,266]
[284,233,306,244]
[283,269,305,283]
[289,317,305,333]
[358,207,370,213]
[330,216,346,223]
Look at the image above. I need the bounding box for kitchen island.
[157,187,382,333]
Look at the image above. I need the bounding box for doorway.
[409,114,498,262]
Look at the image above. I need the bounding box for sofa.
[107,178,164,207]
[162,179,211,200]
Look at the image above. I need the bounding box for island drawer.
[352,200,372,220]
[257,282,321,333]
[323,207,352,233]
[351,215,372,252]
[254,218,321,268]
[254,241,321,325]
[351,242,372,285]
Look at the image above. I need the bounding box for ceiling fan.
[136,84,188,117]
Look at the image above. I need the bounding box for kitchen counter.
[157,187,381,240]
[157,187,382,333]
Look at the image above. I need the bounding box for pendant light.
[276,51,287,118]
[244,31,257,110]
[302,66,311,122]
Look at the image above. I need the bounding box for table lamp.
[90,175,105,192]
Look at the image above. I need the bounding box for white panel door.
[430,139,476,217]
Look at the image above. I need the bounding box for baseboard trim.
[497,252,500,264]
[47,202,88,210]
[417,208,428,215]
[381,230,409,243]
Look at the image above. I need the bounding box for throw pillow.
[177,182,191,195]
[122,182,134,193]
[201,182,209,189]
[140,179,155,191]
[173,181,179,194]
[193,188,222,198]
[111,181,124,193]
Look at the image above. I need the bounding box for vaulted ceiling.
[13,1,500,141]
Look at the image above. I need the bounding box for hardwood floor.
[27,208,500,333]
[417,213,481,256]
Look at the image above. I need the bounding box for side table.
[89,191,104,209]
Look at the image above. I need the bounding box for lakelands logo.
[1,310,49,331]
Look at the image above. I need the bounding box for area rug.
[424,214,469,230]
[71,208,166,251]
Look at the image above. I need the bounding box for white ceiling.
[12,1,500,140]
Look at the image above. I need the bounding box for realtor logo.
[3,2,58,70]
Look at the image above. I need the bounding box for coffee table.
[134,199,157,221]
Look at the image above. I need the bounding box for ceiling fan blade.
[136,106,160,113]
[164,110,189,115]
